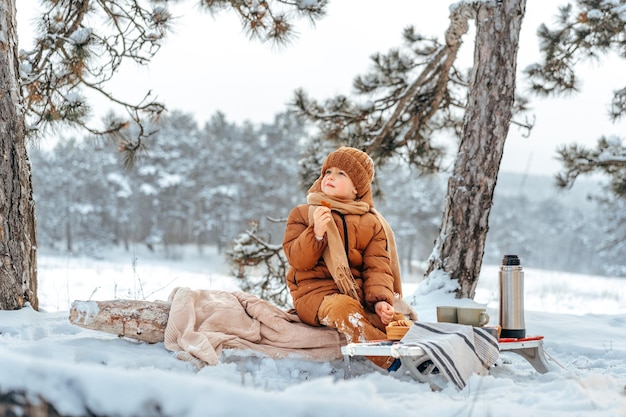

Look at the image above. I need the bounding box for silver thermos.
[499,254,526,339]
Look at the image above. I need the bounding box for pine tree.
[526,0,626,279]
[1,0,327,310]
[526,0,626,196]
[0,0,38,310]
[293,0,528,298]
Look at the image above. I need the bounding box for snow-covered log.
[69,299,170,343]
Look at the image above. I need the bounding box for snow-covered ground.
[1,245,625,416]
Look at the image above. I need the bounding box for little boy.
[282,146,404,371]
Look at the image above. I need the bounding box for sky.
[15,0,626,176]
[0,245,625,416]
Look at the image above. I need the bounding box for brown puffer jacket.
[282,204,395,326]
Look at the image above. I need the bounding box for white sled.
[341,335,550,389]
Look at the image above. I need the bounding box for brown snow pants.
[317,293,397,370]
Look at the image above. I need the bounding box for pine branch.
[555,136,626,196]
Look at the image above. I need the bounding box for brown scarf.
[306,192,404,299]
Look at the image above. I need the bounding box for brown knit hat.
[308,147,375,205]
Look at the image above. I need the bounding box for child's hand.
[375,301,395,325]
[312,206,331,239]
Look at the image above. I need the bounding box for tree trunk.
[65,204,72,252]
[69,299,171,343]
[0,0,39,310]
[426,0,526,299]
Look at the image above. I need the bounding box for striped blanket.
[401,322,500,389]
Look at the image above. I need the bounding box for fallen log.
[69,299,171,343]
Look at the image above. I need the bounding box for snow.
[1,245,625,416]
[69,27,92,45]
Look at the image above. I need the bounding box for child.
[282,146,411,371]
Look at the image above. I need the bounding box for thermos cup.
[499,254,526,339]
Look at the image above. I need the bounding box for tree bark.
[0,0,39,310]
[426,0,527,299]
[69,299,171,343]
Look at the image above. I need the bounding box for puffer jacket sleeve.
[283,205,326,270]
[361,218,395,308]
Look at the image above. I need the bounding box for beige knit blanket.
[163,287,345,366]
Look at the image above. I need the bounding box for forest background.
[27,110,618,282]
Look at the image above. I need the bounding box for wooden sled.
[341,335,550,389]
[342,341,442,388]
[497,336,551,374]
